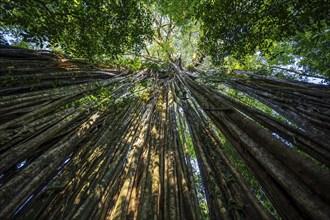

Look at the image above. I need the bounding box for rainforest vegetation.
[0,0,329,219]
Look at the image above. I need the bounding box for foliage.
[111,56,144,72]
[1,0,329,79]
[196,0,330,64]
[1,5,329,215]
[293,25,330,76]
[0,0,153,60]
[246,22,330,78]
[146,0,199,26]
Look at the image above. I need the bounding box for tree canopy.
[0,0,153,59]
[1,0,329,76]
[0,1,330,220]
[197,0,329,59]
